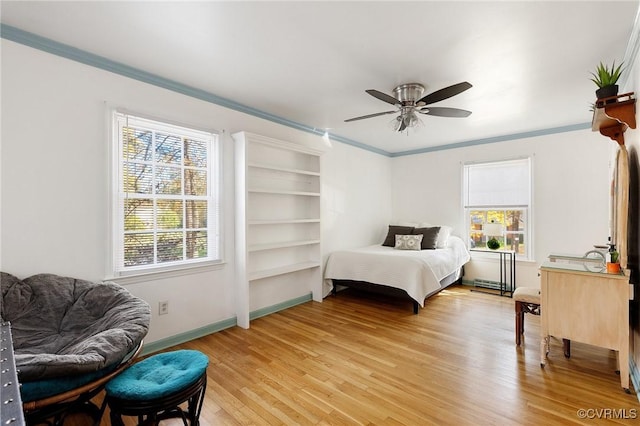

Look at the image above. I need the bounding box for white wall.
[390,130,612,288]
[0,40,391,344]
[321,141,392,256]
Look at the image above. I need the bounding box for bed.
[323,226,470,313]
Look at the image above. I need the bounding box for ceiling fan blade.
[366,89,400,105]
[344,110,397,122]
[417,81,472,106]
[419,107,472,118]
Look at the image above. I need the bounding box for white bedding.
[323,236,470,307]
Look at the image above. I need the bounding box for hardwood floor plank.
[61,285,638,425]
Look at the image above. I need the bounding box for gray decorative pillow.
[394,234,423,250]
[382,225,415,247]
[412,226,441,249]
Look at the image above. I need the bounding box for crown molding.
[390,123,592,157]
[0,24,389,155]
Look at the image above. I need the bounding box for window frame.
[109,110,222,278]
[462,157,533,260]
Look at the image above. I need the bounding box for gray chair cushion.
[1,272,150,381]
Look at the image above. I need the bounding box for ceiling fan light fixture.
[345,81,472,133]
[389,116,404,132]
[406,111,422,128]
[389,110,423,133]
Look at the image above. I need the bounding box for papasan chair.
[0,272,151,425]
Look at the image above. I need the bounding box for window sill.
[105,261,226,286]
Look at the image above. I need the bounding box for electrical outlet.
[159,301,169,315]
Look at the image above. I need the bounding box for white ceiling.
[1,1,639,155]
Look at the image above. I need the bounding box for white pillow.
[436,226,452,248]
[419,223,452,248]
[394,234,423,251]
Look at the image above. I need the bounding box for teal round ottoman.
[105,349,209,425]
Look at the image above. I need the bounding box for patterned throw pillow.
[394,234,423,251]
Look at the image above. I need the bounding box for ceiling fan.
[344,81,473,132]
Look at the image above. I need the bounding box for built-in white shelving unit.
[233,132,324,329]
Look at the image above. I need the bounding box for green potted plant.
[607,249,620,273]
[486,237,500,250]
[590,61,624,100]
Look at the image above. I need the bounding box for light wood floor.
[69,285,638,425]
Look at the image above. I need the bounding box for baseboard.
[141,317,237,355]
[141,293,313,355]
[250,293,313,321]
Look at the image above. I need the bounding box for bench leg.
[515,301,523,345]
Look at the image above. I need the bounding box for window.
[463,157,531,259]
[112,112,220,275]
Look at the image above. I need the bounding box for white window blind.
[463,158,530,208]
[112,112,220,275]
[463,157,532,259]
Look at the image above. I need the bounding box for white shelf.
[249,239,320,252]
[248,261,321,281]
[248,188,320,197]
[248,162,320,177]
[233,131,325,329]
[248,219,320,225]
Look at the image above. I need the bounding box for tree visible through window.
[463,158,531,259]
[113,113,219,274]
[468,209,527,254]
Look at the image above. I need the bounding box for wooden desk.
[540,261,633,392]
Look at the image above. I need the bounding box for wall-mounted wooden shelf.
[591,92,636,145]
